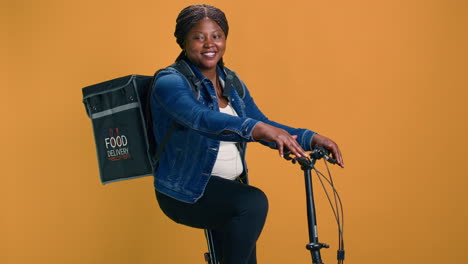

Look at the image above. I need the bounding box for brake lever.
[311,146,337,164]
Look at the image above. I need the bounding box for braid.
[174,4,229,67]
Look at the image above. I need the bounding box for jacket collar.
[184,58,226,83]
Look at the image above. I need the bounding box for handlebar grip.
[323,155,337,164]
[313,146,337,165]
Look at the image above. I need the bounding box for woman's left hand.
[311,134,344,168]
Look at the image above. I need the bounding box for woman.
[151,4,344,264]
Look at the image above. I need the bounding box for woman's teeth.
[203,52,216,57]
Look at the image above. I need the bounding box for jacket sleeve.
[152,70,260,142]
[241,81,316,151]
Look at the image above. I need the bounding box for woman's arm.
[242,81,343,165]
[152,70,260,142]
[240,82,312,157]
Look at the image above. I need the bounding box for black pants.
[155,176,269,264]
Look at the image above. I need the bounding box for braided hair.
[174,4,229,66]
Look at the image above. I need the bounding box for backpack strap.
[224,68,245,99]
[169,60,202,99]
[223,68,245,99]
[171,60,245,100]
[145,68,164,167]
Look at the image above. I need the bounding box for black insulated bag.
[82,61,245,185]
[82,75,154,184]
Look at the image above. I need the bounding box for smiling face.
[184,17,226,75]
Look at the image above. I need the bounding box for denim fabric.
[151,60,316,203]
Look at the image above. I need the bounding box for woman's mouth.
[202,51,217,58]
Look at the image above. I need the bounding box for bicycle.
[203,146,345,264]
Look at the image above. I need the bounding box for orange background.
[3,0,468,263]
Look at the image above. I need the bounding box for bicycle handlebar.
[283,146,337,165]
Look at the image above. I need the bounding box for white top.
[211,103,244,180]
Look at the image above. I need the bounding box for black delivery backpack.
[82,60,246,184]
[82,75,155,184]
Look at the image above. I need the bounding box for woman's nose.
[203,38,215,47]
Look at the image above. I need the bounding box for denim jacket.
[151,60,316,203]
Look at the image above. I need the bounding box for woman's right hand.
[311,133,344,168]
[252,122,307,158]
